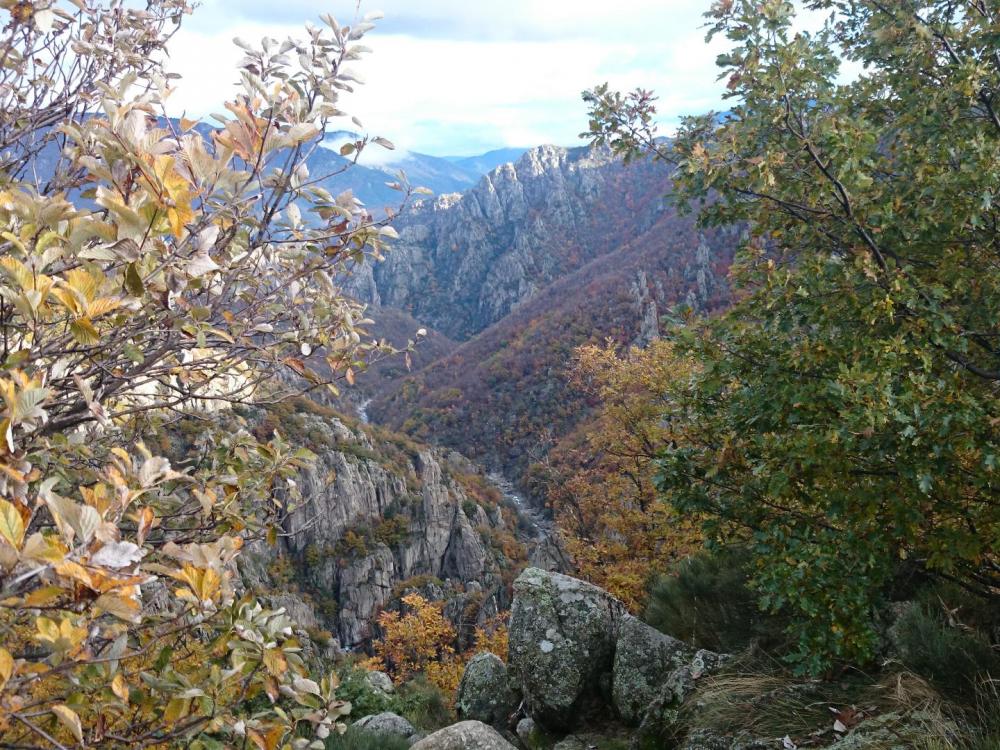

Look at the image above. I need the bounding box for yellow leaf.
[24,586,63,607]
[262,647,287,677]
[70,317,100,345]
[111,673,129,704]
[0,647,13,690]
[248,725,285,750]
[94,591,142,623]
[163,696,190,724]
[22,532,68,564]
[51,704,83,743]
[0,499,24,550]
[53,559,94,589]
[86,297,120,319]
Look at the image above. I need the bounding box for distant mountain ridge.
[319,131,528,209]
[347,143,679,340]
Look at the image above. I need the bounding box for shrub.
[892,604,1000,702]
[393,675,454,730]
[0,0,395,740]
[325,726,410,750]
[334,668,396,719]
[645,547,787,653]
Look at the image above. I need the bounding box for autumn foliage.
[548,341,703,610]
[0,1,405,747]
[364,594,509,702]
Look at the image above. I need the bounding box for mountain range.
[338,141,738,500]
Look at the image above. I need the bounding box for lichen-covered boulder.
[456,652,519,727]
[507,567,627,728]
[634,649,732,747]
[354,712,418,743]
[822,711,959,750]
[363,670,395,695]
[612,614,694,724]
[409,720,517,750]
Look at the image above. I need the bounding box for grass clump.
[892,601,1000,703]
[324,726,410,750]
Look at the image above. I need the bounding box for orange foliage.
[364,593,458,685]
[365,600,510,701]
[548,340,704,610]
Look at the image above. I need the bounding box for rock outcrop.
[507,567,628,727]
[474,568,729,735]
[235,404,530,649]
[349,144,674,341]
[354,712,420,744]
[456,652,518,727]
[409,720,517,750]
[612,614,694,724]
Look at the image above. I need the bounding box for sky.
[163,2,749,157]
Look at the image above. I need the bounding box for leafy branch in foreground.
[0,1,413,746]
[586,0,1000,673]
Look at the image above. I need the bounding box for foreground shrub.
[0,0,407,745]
[325,726,410,750]
[645,547,788,654]
[893,604,1000,703]
[587,0,1000,672]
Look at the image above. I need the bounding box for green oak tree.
[585,0,1000,672]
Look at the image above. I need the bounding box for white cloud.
[161,1,829,155]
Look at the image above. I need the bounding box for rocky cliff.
[348,144,674,341]
[230,399,541,649]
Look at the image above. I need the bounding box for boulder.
[515,717,538,747]
[409,720,517,750]
[354,712,418,743]
[456,652,519,727]
[507,567,627,728]
[363,670,395,695]
[634,649,732,746]
[612,614,694,724]
[822,711,959,750]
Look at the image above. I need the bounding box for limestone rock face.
[507,567,627,728]
[239,411,527,649]
[356,145,672,341]
[409,720,517,750]
[456,652,519,728]
[611,614,694,724]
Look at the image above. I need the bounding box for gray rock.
[363,670,395,695]
[822,711,960,750]
[239,410,519,649]
[552,737,587,750]
[612,614,694,724]
[634,649,731,745]
[507,567,627,728]
[679,729,774,750]
[354,712,417,742]
[456,652,519,727]
[515,717,537,746]
[409,720,517,750]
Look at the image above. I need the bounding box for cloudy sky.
[163,2,736,156]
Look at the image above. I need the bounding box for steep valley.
[233,140,739,654]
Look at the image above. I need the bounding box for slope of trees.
[545,341,704,610]
[371,206,738,490]
[587,0,1000,673]
[0,2,403,746]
